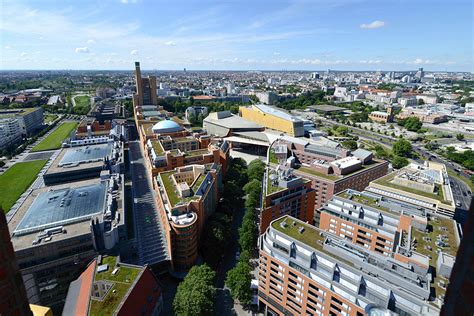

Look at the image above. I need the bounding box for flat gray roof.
[59,143,113,167]
[14,183,107,235]
[309,104,346,112]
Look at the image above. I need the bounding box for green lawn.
[31,122,78,152]
[0,160,47,213]
[74,95,90,108]
[44,114,58,124]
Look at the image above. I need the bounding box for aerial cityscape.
[0,1,473,316]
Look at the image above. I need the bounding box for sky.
[1,0,472,71]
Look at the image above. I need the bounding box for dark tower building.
[441,197,474,316]
[0,209,32,316]
[133,61,157,107]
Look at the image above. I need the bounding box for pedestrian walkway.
[129,141,170,265]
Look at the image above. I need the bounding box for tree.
[247,159,266,183]
[392,155,409,169]
[341,140,358,150]
[398,117,423,132]
[393,139,412,157]
[226,260,252,305]
[243,179,262,202]
[456,133,465,141]
[418,98,425,105]
[173,264,216,316]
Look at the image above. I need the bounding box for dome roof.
[152,120,183,133]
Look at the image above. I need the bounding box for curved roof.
[152,120,183,133]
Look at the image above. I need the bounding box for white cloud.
[273,52,281,56]
[120,0,138,4]
[20,52,27,57]
[87,39,96,44]
[359,60,381,64]
[360,20,385,29]
[75,47,90,53]
[164,41,176,46]
[5,45,11,49]
[130,49,139,55]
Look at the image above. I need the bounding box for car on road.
[456,202,462,207]
[235,251,240,261]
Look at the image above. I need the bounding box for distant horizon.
[0,68,471,74]
[1,0,472,72]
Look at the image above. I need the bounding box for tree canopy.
[173,264,216,316]
[392,139,412,157]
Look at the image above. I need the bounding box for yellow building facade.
[239,104,304,137]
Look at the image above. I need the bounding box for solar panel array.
[14,183,107,235]
[59,143,113,167]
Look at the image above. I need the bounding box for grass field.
[44,114,58,124]
[31,122,78,152]
[0,160,47,213]
[73,95,90,108]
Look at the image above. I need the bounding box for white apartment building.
[0,117,22,150]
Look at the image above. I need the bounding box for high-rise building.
[0,210,32,316]
[441,197,474,316]
[260,166,316,233]
[7,141,125,312]
[0,107,43,137]
[0,117,22,150]
[133,61,158,107]
[258,215,446,316]
[320,189,459,303]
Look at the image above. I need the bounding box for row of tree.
[226,159,266,305]
[173,157,249,315]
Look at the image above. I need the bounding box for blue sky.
[1,0,472,71]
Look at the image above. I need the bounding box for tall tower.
[0,209,32,316]
[134,61,144,106]
[133,61,158,107]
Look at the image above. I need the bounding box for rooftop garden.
[89,256,142,316]
[159,171,204,207]
[266,173,285,195]
[272,216,325,252]
[150,140,164,156]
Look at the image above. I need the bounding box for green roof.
[150,139,164,156]
[158,170,206,207]
[373,172,448,204]
[337,191,391,213]
[89,256,142,316]
[272,216,325,252]
[411,217,458,303]
[184,148,211,158]
[296,165,339,180]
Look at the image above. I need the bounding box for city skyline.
[1,0,472,71]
